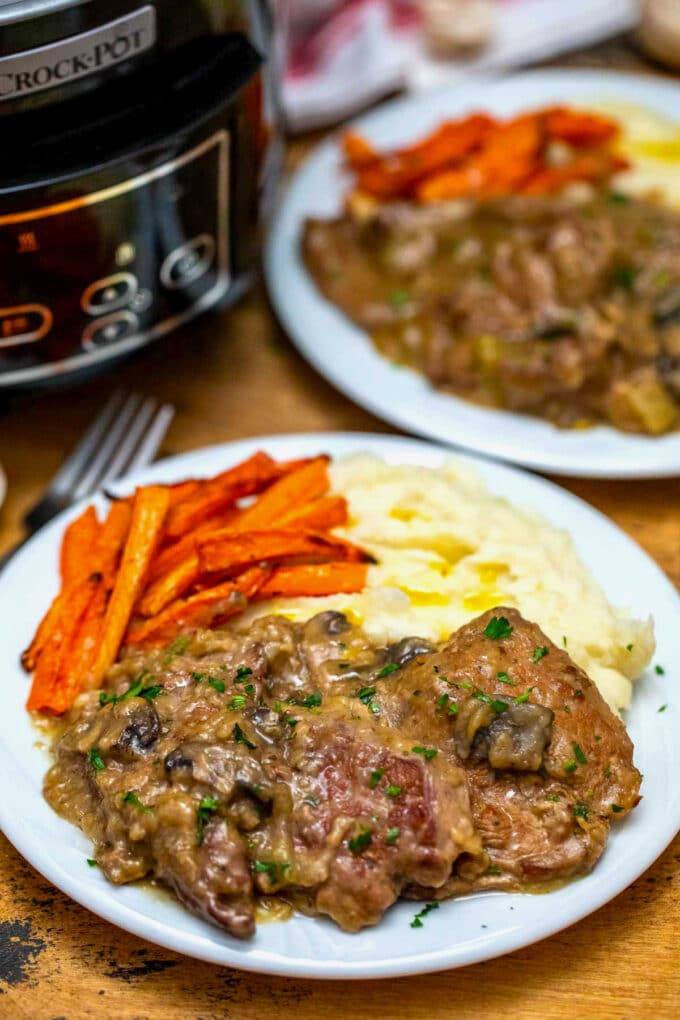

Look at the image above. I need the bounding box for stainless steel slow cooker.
[0,0,283,389]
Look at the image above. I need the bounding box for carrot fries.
[22,451,371,712]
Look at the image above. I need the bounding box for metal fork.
[0,390,175,570]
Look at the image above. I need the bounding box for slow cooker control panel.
[0,131,230,385]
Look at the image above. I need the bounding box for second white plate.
[266,69,680,478]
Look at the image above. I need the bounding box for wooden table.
[1,36,680,1020]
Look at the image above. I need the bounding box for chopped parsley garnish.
[658,704,668,713]
[244,684,255,696]
[546,793,560,802]
[253,860,290,881]
[608,191,630,205]
[410,902,439,929]
[88,747,105,771]
[196,796,219,846]
[573,801,590,820]
[232,723,256,750]
[655,664,665,675]
[604,765,611,777]
[122,791,152,814]
[448,702,459,715]
[287,717,299,728]
[348,827,373,855]
[483,616,513,640]
[487,864,502,876]
[595,734,602,741]
[532,646,549,663]
[564,759,577,774]
[385,784,402,798]
[386,826,400,846]
[369,768,384,789]
[497,672,516,685]
[472,690,509,712]
[234,666,253,683]
[163,636,189,664]
[389,288,411,310]
[86,858,98,868]
[377,663,400,679]
[300,692,322,709]
[612,265,637,292]
[436,693,450,710]
[99,671,161,705]
[356,685,380,715]
[626,643,634,652]
[611,804,624,813]
[412,745,438,760]
[573,743,588,765]
[228,694,246,711]
[514,690,533,705]
[460,681,473,690]
[207,677,226,693]
[562,635,568,647]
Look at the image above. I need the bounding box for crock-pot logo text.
[0,7,156,102]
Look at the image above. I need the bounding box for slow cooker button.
[82,311,139,351]
[160,234,216,290]
[0,305,53,349]
[81,272,138,315]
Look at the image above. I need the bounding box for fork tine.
[96,396,159,490]
[71,393,143,500]
[48,389,126,497]
[124,403,175,476]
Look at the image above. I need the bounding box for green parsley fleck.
[604,765,611,777]
[655,664,665,675]
[207,677,226,693]
[412,745,438,760]
[608,191,630,205]
[532,646,549,663]
[472,690,509,712]
[612,265,637,292]
[564,759,578,774]
[573,743,588,765]
[389,288,411,310]
[626,643,634,652]
[301,692,322,709]
[484,616,513,640]
[447,702,459,715]
[514,690,533,705]
[460,681,473,690]
[253,860,290,882]
[658,704,668,713]
[487,864,502,876]
[197,796,219,846]
[377,663,399,679]
[88,747,105,772]
[228,694,247,711]
[86,858,98,868]
[234,666,253,683]
[122,791,152,814]
[386,826,400,846]
[573,801,590,820]
[497,672,517,685]
[232,723,256,750]
[348,827,373,855]
[99,671,161,705]
[385,784,402,798]
[244,683,255,696]
[369,768,384,789]
[595,735,602,741]
[611,804,624,814]
[562,635,568,648]
[546,793,560,802]
[410,902,439,929]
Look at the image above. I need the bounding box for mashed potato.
[243,455,654,714]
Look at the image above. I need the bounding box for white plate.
[0,433,678,980]
[266,69,680,478]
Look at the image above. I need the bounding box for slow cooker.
[0,0,283,389]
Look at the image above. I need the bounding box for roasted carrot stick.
[343,131,380,168]
[235,456,330,530]
[255,562,368,599]
[544,107,619,147]
[198,528,369,576]
[60,505,100,586]
[138,552,202,617]
[126,567,269,646]
[87,485,169,687]
[164,451,279,540]
[276,495,349,531]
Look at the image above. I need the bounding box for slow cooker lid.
[0,0,91,24]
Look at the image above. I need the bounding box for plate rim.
[1,430,679,979]
[266,67,680,479]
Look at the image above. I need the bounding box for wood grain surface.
[1,35,680,1020]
